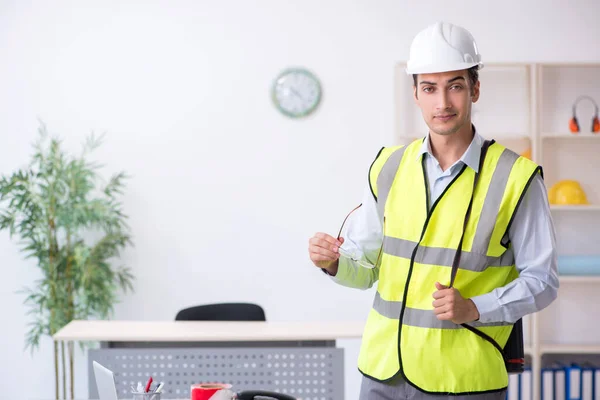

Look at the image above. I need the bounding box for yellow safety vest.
[357,138,541,394]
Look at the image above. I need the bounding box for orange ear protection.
[570,95,600,134]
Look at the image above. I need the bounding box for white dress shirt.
[331,131,560,323]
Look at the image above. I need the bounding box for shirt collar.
[416,127,485,173]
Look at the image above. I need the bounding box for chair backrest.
[175,302,266,321]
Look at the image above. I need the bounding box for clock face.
[272,68,322,118]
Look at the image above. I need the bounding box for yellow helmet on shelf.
[548,180,589,205]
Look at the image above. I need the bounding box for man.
[308,22,559,399]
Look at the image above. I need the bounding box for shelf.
[540,63,600,68]
[550,205,600,211]
[542,133,600,140]
[540,344,600,354]
[558,275,600,283]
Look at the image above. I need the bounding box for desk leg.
[54,340,60,400]
[55,340,75,400]
[69,340,75,399]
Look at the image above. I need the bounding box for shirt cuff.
[324,257,352,283]
[470,292,505,324]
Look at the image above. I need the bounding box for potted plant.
[0,123,134,399]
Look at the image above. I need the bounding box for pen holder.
[132,392,161,400]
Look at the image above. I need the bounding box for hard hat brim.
[405,61,483,75]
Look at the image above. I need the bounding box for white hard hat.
[405,22,483,75]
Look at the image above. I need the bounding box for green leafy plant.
[0,123,134,399]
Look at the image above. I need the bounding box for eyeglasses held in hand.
[336,204,383,270]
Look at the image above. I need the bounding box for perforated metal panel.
[89,347,344,400]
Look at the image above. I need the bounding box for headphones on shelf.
[569,95,600,134]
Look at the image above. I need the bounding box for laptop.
[93,361,119,400]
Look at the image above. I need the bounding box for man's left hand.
[432,282,480,324]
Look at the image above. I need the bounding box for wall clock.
[271,68,322,118]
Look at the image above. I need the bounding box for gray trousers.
[359,373,507,400]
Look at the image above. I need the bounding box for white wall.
[0,1,598,399]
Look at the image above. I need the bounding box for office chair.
[175,302,266,321]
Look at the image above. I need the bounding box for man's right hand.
[308,233,344,276]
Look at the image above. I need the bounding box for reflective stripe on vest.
[357,138,541,394]
[372,291,512,328]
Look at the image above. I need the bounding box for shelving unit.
[551,205,600,211]
[559,275,600,283]
[540,345,600,354]
[394,62,600,400]
[542,134,600,139]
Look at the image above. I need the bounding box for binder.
[519,367,532,400]
[508,372,519,400]
[579,364,594,400]
[554,364,567,400]
[541,367,555,400]
[594,367,600,400]
[539,362,600,400]
[565,364,582,400]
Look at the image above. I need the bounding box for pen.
[145,376,153,393]
[155,382,164,393]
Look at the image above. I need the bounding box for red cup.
[190,383,233,400]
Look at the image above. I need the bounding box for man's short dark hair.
[412,66,479,95]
